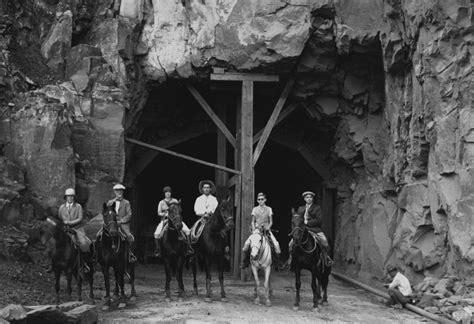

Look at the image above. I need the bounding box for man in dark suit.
[286,191,333,268]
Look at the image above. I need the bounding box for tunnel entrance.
[125,76,335,267]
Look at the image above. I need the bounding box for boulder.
[451,308,472,324]
[0,304,26,321]
[433,278,455,296]
[65,304,98,324]
[418,293,441,308]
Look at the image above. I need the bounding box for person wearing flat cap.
[384,264,412,308]
[108,183,136,263]
[286,191,333,269]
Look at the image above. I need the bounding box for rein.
[290,226,317,254]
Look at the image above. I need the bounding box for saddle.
[190,217,208,243]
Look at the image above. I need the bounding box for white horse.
[245,229,273,307]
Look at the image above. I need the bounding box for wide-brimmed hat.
[302,191,315,198]
[199,180,215,194]
[113,183,126,190]
[64,188,76,198]
[163,186,172,193]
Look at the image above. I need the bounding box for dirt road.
[97,265,430,323]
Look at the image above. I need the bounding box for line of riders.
[47,180,333,273]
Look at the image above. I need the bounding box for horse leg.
[114,279,119,297]
[264,266,272,307]
[88,270,95,304]
[54,269,61,305]
[251,265,260,305]
[77,270,82,301]
[102,265,111,311]
[177,256,185,302]
[66,269,73,301]
[164,258,172,302]
[293,266,301,311]
[321,268,329,305]
[114,265,126,308]
[218,256,227,302]
[204,257,212,303]
[192,256,198,296]
[129,262,137,301]
[311,269,320,312]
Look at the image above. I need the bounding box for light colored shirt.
[194,194,218,217]
[251,205,273,229]
[389,272,412,296]
[304,204,312,224]
[115,200,121,214]
[157,198,179,218]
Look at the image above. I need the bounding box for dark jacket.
[297,204,322,233]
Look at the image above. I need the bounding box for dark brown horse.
[191,196,234,302]
[47,216,94,304]
[160,201,187,301]
[289,210,331,312]
[96,202,135,310]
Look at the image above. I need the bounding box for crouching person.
[384,264,413,308]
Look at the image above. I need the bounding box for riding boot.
[240,249,250,269]
[129,243,137,263]
[322,248,333,267]
[154,238,161,257]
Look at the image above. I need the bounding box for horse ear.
[226,195,231,203]
[103,202,107,212]
[291,207,295,214]
[178,199,181,204]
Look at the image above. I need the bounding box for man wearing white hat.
[286,191,333,269]
[108,183,136,263]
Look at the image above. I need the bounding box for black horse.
[47,216,94,304]
[191,196,234,302]
[289,210,331,312]
[160,201,187,302]
[97,202,136,310]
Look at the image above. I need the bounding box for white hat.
[64,188,76,197]
[302,191,315,198]
[113,183,126,190]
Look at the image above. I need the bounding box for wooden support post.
[253,78,295,165]
[215,99,228,188]
[232,96,242,279]
[240,80,254,281]
[253,103,298,145]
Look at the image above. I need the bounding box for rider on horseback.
[107,184,137,263]
[47,188,92,273]
[241,192,281,268]
[286,191,333,269]
[154,186,193,257]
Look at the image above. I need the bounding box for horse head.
[289,208,306,246]
[217,196,234,231]
[102,202,119,237]
[249,230,263,260]
[167,200,183,231]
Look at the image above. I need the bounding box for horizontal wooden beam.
[127,123,214,181]
[253,78,295,166]
[211,73,279,82]
[125,138,241,175]
[253,102,298,145]
[186,85,237,148]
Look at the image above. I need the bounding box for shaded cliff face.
[0,0,472,283]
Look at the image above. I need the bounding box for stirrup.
[129,253,137,263]
[83,263,90,273]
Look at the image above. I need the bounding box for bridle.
[217,200,234,230]
[167,203,182,232]
[289,217,317,254]
[102,209,121,253]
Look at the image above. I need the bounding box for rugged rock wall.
[0,0,472,284]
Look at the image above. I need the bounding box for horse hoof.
[254,298,260,305]
[321,301,328,306]
[293,306,299,311]
[165,297,171,302]
[118,303,126,309]
[312,307,321,313]
[129,296,137,302]
[265,300,272,307]
[221,297,228,303]
[102,305,110,311]
[204,297,212,303]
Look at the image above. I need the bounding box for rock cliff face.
[0,0,472,282]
